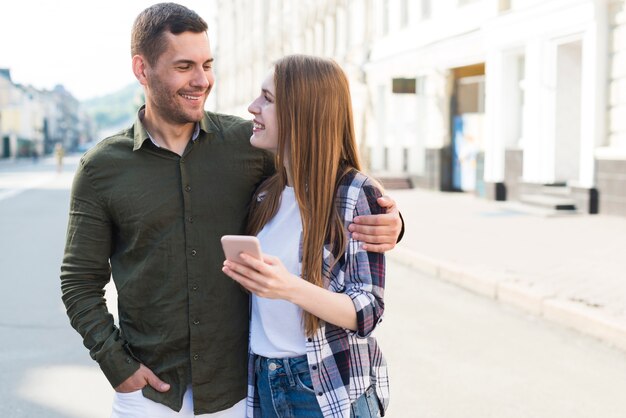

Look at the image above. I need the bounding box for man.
[60,3,403,417]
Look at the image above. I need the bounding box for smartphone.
[221,235,263,264]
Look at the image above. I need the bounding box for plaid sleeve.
[343,181,386,338]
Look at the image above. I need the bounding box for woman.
[222,55,389,418]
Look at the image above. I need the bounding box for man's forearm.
[60,164,139,387]
[61,258,140,387]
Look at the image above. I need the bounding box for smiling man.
[60,3,403,418]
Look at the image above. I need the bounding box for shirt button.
[192,284,198,291]
[191,249,197,256]
[193,354,199,360]
[307,338,312,342]
[193,319,200,325]
[180,158,185,163]
[312,365,317,370]
[125,357,132,364]
[185,185,191,192]
[187,216,194,223]
[317,392,323,397]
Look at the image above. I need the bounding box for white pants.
[111,387,246,418]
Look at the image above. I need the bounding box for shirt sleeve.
[261,149,276,178]
[60,159,140,388]
[343,182,386,338]
[397,211,405,243]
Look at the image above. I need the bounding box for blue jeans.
[254,355,381,418]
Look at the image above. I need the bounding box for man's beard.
[150,80,206,124]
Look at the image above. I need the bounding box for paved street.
[379,262,626,418]
[1,157,626,417]
[0,156,111,418]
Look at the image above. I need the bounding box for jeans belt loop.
[282,358,296,387]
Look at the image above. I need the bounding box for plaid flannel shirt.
[246,170,389,417]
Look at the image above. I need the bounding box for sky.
[0,0,215,101]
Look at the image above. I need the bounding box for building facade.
[213,0,626,217]
[603,0,626,215]
[0,69,92,159]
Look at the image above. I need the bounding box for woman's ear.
[132,55,148,86]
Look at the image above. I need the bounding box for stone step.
[519,193,577,211]
[504,201,579,217]
[540,185,571,196]
[378,177,413,190]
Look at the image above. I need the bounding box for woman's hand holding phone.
[221,235,298,300]
[221,235,358,330]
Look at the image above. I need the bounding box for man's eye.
[178,66,190,70]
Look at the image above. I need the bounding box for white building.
[1,69,92,158]
[602,0,626,216]
[213,0,626,217]
[214,0,376,158]
[0,71,45,158]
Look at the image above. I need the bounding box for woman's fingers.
[241,252,277,271]
[225,259,261,278]
[222,264,263,294]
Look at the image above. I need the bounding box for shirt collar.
[132,105,208,151]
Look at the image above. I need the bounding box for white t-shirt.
[250,186,307,358]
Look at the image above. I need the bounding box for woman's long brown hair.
[246,55,363,337]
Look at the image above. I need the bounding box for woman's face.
[248,70,278,153]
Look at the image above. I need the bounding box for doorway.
[451,64,486,192]
[2,136,9,159]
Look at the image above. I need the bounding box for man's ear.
[132,55,149,86]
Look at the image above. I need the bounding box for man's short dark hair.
[131,2,208,65]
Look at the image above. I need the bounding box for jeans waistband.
[254,354,310,375]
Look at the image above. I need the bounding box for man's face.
[144,31,214,124]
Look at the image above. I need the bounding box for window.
[384,147,390,171]
[382,0,389,35]
[421,0,431,19]
[335,7,347,56]
[401,0,409,27]
[325,16,335,56]
[403,147,409,172]
[392,78,417,94]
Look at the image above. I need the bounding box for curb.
[388,245,626,352]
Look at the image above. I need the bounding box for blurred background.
[1,1,626,417]
[3,0,625,216]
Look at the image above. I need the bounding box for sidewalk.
[0,155,61,172]
[0,155,79,202]
[0,156,40,169]
[388,188,626,351]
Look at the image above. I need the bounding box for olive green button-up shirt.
[60,109,274,413]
